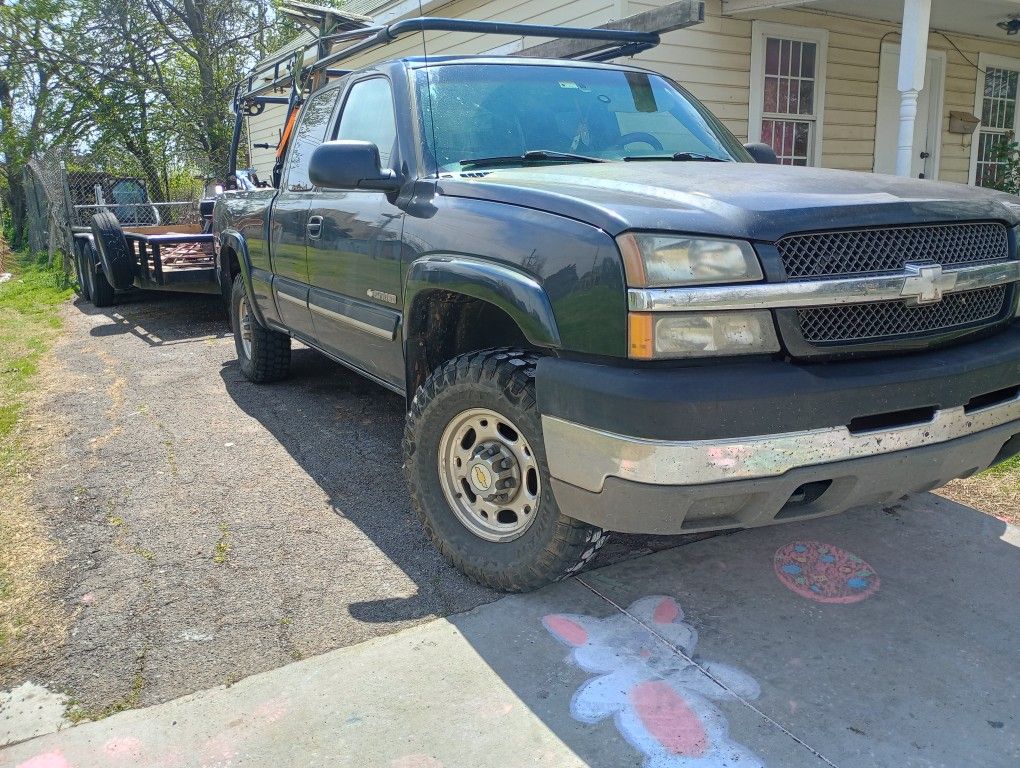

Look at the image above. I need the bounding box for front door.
[268,86,341,337]
[306,76,404,389]
[875,44,946,179]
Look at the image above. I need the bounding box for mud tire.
[230,274,290,383]
[403,348,609,592]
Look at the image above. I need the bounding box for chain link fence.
[23,149,74,272]
[22,150,206,274]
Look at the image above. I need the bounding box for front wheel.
[230,274,291,383]
[403,348,609,592]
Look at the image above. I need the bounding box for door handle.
[307,215,323,239]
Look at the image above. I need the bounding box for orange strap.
[275,107,300,161]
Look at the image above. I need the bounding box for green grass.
[982,453,1020,479]
[213,523,231,565]
[0,249,73,671]
[0,252,74,440]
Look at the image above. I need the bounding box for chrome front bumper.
[542,393,1020,534]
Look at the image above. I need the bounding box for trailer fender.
[90,212,135,290]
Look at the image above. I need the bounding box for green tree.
[143,0,278,177]
[0,0,331,245]
[0,0,90,246]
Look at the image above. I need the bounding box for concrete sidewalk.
[2,494,1018,768]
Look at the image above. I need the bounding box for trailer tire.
[90,211,135,290]
[84,240,116,308]
[231,274,290,383]
[73,240,91,301]
[403,348,609,592]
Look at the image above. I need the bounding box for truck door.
[306,75,404,390]
[269,86,341,339]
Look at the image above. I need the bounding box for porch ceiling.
[806,0,1020,41]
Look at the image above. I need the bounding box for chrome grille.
[797,286,1008,344]
[778,222,1009,279]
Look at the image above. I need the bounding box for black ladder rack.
[228,16,663,179]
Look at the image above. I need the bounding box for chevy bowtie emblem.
[900,262,957,305]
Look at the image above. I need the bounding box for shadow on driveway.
[76,290,231,347]
[217,343,704,626]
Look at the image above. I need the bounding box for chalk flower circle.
[773,541,880,603]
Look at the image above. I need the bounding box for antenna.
[418,0,439,179]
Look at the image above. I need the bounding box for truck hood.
[436,162,1020,240]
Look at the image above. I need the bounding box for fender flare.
[403,255,561,349]
[217,230,267,326]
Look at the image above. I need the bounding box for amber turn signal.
[628,312,655,360]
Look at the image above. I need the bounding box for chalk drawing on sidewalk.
[12,694,291,768]
[14,752,72,768]
[773,541,880,604]
[543,595,764,768]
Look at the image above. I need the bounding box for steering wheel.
[612,132,664,151]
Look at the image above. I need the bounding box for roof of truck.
[399,55,649,70]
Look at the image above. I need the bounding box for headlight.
[629,310,780,359]
[617,232,763,287]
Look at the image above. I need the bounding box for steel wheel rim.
[438,407,541,543]
[238,295,254,359]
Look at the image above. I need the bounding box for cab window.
[284,88,340,191]
[334,78,398,169]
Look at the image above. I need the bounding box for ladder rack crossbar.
[228,16,664,180]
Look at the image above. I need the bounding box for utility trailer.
[68,172,218,307]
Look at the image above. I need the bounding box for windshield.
[415,63,750,172]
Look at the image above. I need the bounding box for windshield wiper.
[624,152,730,162]
[459,150,606,169]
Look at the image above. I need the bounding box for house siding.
[247,0,1020,186]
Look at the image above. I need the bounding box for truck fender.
[403,255,561,349]
[217,230,267,327]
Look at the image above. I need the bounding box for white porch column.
[895,0,932,176]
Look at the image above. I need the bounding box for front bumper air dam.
[542,398,1020,535]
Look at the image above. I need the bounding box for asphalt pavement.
[0,291,682,719]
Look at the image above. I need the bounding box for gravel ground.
[8,291,686,715]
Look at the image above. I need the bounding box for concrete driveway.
[3,493,1017,768]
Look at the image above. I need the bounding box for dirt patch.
[0,255,74,683]
[938,458,1020,528]
[0,442,68,678]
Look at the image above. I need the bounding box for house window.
[975,67,1018,188]
[750,23,828,166]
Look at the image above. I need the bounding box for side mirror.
[743,142,779,164]
[308,140,400,191]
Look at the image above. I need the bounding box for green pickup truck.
[215,18,1020,591]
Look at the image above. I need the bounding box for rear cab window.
[284,88,342,192]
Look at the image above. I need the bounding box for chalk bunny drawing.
[543,595,764,768]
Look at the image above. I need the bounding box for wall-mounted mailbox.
[949,111,981,134]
